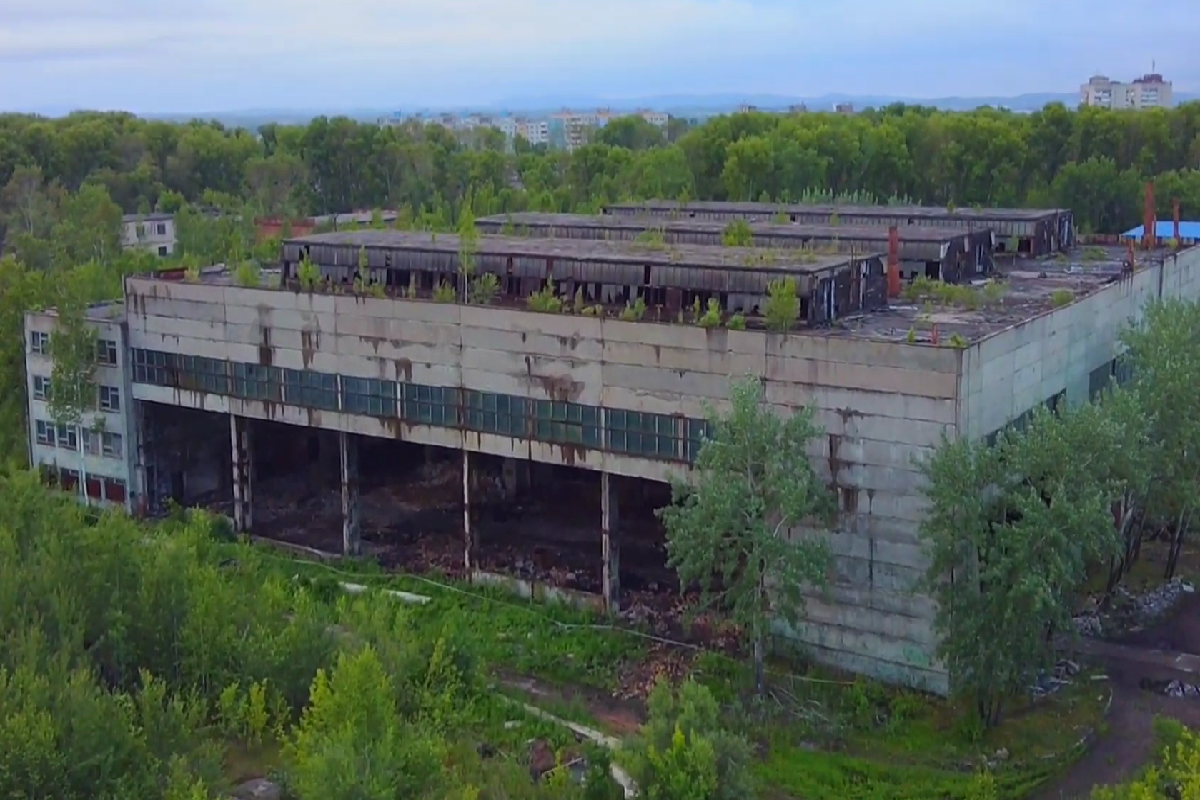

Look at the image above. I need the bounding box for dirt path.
[1032,592,1200,799]
[496,672,646,738]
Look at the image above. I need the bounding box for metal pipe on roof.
[887,226,901,298]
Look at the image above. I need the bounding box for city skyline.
[2,0,1198,113]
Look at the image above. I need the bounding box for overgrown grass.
[234,541,1112,800]
[243,545,648,690]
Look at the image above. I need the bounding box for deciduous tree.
[659,377,833,695]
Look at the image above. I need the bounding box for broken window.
[283,369,338,410]
[533,399,601,447]
[98,385,121,412]
[29,331,49,355]
[102,432,123,458]
[35,420,54,446]
[55,424,78,450]
[463,390,528,437]
[606,409,681,460]
[177,354,229,394]
[96,339,118,366]
[342,376,397,417]
[685,418,714,463]
[399,382,459,427]
[132,348,171,386]
[232,363,282,402]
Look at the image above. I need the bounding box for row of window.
[28,331,119,366]
[1088,355,1133,401]
[43,466,128,504]
[131,348,711,463]
[33,420,124,458]
[30,375,122,411]
[986,355,1135,446]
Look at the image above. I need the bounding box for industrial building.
[602,201,1074,257]
[282,231,889,324]
[23,222,1200,695]
[476,212,995,284]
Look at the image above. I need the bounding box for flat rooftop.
[603,200,1068,222]
[134,244,1178,346]
[477,212,982,244]
[27,300,126,324]
[842,245,1140,343]
[286,230,870,273]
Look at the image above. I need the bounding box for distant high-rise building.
[1080,72,1173,109]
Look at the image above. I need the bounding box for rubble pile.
[1073,578,1195,639]
[1139,676,1200,697]
[1030,659,1081,698]
[615,644,696,700]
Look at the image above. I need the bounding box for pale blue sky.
[2,0,1197,113]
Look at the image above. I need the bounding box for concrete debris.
[1073,578,1194,639]
[230,778,281,800]
[1140,677,1200,698]
[528,739,557,781]
[1031,659,1082,698]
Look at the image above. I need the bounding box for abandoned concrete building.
[476,212,995,283]
[22,222,1200,695]
[602,201,1075,257]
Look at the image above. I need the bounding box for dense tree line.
[2,103,1200,243]
[920,298,1200,729]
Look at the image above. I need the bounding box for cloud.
[0,0,1197,111]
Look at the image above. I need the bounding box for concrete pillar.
[602,472,620,612]
[340,431,360,556]
[501,457,519,498]
[230,414,253,533]
[462,450,473,572]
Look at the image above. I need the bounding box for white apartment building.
[122,213,176,257]
[1080,73,1174,109]
[24,303,137,511]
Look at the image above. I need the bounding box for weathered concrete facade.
[23,304,137,511]
[122,275,956,690]
[23,241,1184,695]
[959,244,1200,439]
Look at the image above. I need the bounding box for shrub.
[624,680,754,800]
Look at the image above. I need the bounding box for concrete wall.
[124,276,955,692]
[960,246,1200,439]
[24,311,136,510]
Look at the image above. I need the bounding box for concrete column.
[340,431,360,556]
[230,414,253,533]
[602,472,620,612]
[462,450,473,573]
[501,457,520,498]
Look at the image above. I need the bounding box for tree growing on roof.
[658,376,834,696]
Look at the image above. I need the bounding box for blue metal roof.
[1122,221,1200,240]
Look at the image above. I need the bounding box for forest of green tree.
[2,101,1200,246]
[5,102,1200,799]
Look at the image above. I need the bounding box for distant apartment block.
[381,108,669,151]
[122,213,176,257]
[1080,73,1173,109]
